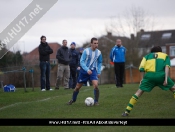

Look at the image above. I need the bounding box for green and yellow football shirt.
[139,52,170,72]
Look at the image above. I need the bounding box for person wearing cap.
[55,39,72,90]
[69,42,79,89]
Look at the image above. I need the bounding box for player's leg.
[122,89,144,116]
[91,80,99,105]
[122,74,154,117]
[67,69,89,105]
[90,69,99,105]
[170,85,175,98]
[67,83,84,105]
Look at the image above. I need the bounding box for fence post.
[29,69,34,91]
[22,67,27,92]
[129,64,133,83]
[1,81,3,89]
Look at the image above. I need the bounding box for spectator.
[55,39,71,90]
[110,39,126,88]
[69,42,79,89]
[38,35,53,91]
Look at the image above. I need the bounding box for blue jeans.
[40,61,51,90]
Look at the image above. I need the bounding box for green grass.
[0,84,175,132]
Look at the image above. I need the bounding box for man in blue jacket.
[69,42,79,89]
[110,39,126,88]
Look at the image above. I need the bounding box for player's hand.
[87,70,92,75]
[163,80,167,86]
[110,61,114,65]
[139,79,143,85]
[97,74,100,78]
[77,67,80,70]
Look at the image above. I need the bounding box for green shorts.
[139,72,174,92]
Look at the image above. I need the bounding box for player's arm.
[163,66,169,86]
[139,57,146,84]
[164,55,171,85]
[109,47,114,62]
[97,54,103,78]
[139,57,146,72]
[80,50,89,73]
[140,72,145,84]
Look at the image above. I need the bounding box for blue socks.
[72,90,79,102]
[94,87,99,103]
[72,88,99,103]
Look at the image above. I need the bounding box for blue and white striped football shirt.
[80,47,103,74]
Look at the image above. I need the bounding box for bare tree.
[109,6,156,37]
[106,6,157,66]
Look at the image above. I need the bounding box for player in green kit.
[122,46,175,117]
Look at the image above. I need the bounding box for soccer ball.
[85,97,94,106]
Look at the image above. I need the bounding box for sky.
[0,0,175,53]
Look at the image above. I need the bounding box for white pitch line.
[0,97,53,111]
[0,102,22,110]
[36,97,51,102]
[0,88,91,111]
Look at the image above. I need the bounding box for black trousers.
[69,66,77,89]
[114,62,125,87]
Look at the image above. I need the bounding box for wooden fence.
[125,66,175,84]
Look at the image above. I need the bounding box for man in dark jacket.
[69,42,79,89]
[38,35,53,91]
[55,39,71,90]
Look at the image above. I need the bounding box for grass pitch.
[0,84,175,132]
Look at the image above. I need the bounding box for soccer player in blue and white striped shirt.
[67,37,103,105]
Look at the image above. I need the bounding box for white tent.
[170,58,175,66]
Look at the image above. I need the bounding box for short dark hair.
[91,37,98,43]
[40,35,46,40]
[151,46,162,53]
[62,39,67,43]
